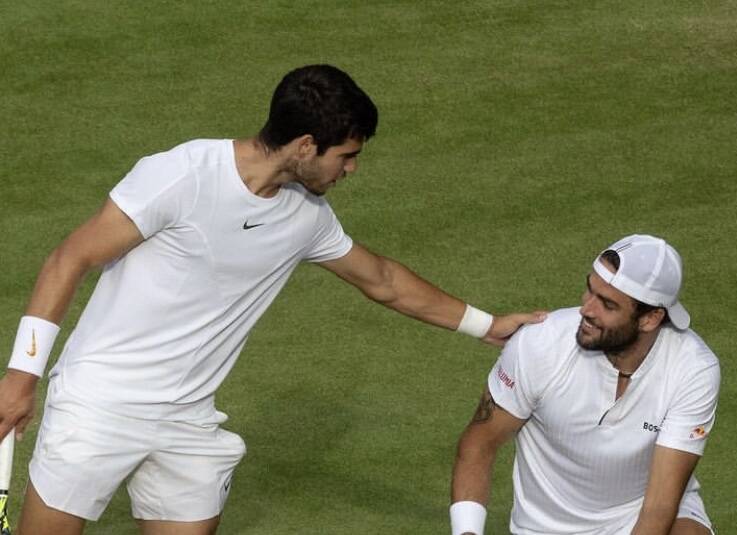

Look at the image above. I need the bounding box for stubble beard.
[576,316,640,354]
[291,159,327,196]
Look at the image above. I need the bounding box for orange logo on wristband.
[26,329,37,357]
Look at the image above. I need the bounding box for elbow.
[455,429,496,468]
[362,256,399,305]
[44,242,94,279]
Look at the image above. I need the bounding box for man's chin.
[576,328,599,350]
[302,184,327,196]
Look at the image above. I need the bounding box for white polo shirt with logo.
[488,307,720,534]
[50,139,353,421]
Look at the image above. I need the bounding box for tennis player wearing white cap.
[450,234,720,535]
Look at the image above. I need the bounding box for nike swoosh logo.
[243,221,264,230]
[26,329,37,357]
[224,480,231,492]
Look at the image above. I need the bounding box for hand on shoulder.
[482,310,548,347]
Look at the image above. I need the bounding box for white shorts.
[612,489,712,534]
[677,489,713,533]
[29,379,246,521]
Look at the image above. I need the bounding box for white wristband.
[7,316,60,378]
[450,501,487,535]
[456,305,494,339]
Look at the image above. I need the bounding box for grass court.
[1,1,735,533]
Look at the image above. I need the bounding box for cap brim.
[667,301,690,330]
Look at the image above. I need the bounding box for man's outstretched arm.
[0,198,143,442]
[319,243,545,345]
[450,387,525,535]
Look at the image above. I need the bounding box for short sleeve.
[110,148,198,239]
[303,199,353,263]
[488,322,556,420]
[656,361,720,456]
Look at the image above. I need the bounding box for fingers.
[484,337,506,347]
[482,310,549,347]
[0,411,32,442]
[505,311,548,329]
[517,310,548,324]
[0,420,13,443]
[15,413,34,441]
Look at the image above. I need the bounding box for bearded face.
[576,311,640,353]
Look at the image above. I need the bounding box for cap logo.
[614,242,633,253]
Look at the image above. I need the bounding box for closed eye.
[586,275,619,310]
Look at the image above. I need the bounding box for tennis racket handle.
[0,432,15,490]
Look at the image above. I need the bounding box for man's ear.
[639,308,666,333]
[294,134,317,159]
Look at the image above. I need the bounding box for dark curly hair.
[258,65,378,155]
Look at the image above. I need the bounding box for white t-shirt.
[50,139,353,420]
[488,307,720,534]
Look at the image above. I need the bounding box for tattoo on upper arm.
[471,389,497,424]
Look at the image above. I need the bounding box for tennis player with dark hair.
[450,235,720,535]
[0,64,542,535]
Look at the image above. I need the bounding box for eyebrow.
[586,274,620,309]
[342,149,362,158]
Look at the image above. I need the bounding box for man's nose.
[580,294,596,317]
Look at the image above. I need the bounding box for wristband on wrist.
[450,500,487,535]
[7,316,60,377]
[456,305,494,339]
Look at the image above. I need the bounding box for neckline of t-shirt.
[226,139,285,204]
[594,327,665,379]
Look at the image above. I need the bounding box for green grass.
[1,1,736,533]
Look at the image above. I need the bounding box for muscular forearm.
[0,247,82,440]
[450,427,499,535]
[368,256,466,330]
[451,429,496,505]
[631,505,679,534]
[25,243,93,325]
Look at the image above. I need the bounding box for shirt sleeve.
[110,148,198,239]
[488,321,557,420]
[302,199,353,263]
[656,360,720,456]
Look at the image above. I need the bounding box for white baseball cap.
[593,234,690,330]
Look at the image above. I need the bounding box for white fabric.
[488,307,720,534]
[676,490,713,533]
[30,379,245,521]
[450,501,487,535]
[8,316,60,377]
[49,139,353,420]
[595,234,689,329]
[457,305,494,338]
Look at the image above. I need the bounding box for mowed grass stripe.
[1,2,734,533]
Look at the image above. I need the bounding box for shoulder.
[658,327,720,383]
[490,307,580,415]
[134,139,227,167]
[145,139,230,169]
[512,306,581,355]
[496,307,580,382]
[111,141,219,232]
